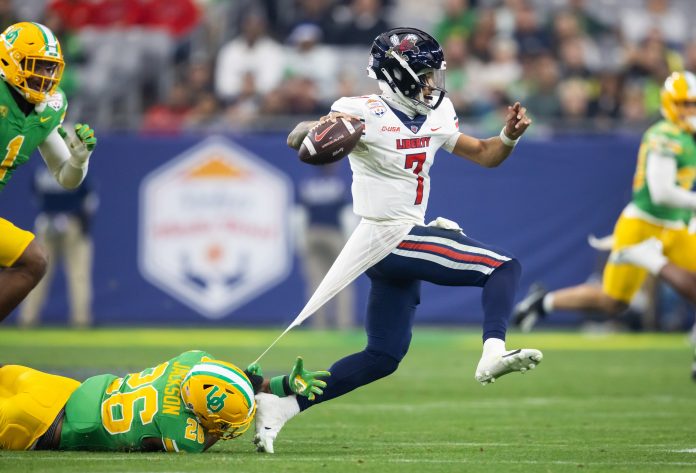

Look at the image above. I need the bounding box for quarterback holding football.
[0,22,97,323]
[255,27,538,453]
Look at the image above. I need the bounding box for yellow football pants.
[603,215,696,303]
[0,365,80,450]
[0,217,34,267]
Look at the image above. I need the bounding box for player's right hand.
[288,357,330,401]
[58,123,97,163]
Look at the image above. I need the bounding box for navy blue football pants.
[297,225,520,411]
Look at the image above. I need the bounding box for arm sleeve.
[646,151,696,210]
[441,132,461,153]
[38,127,88,190]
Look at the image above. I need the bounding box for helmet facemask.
[19,57,64,100]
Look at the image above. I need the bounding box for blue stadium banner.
[1,133,639,326]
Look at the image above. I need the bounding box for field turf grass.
[1,328,695,472]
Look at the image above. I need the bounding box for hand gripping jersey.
[0,80,66,190]
[633,120,696,223]
[331,94,460,225]
[60,351,212,452]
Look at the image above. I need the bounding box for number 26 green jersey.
[60,350,213,452]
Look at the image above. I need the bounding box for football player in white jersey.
[253,28,538,453]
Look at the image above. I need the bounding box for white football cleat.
[253,393,300,454]
[475,348,543,385]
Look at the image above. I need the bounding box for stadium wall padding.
[2,132,639,326]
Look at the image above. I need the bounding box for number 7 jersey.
[331,94,460,225]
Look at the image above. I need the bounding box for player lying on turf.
[513,71,696,376]
[0,22,97,323]
[252,27,539,454]
[0,351,329,451]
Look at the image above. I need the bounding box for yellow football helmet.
[661,71,696,132]
[180,359,256,440]
[0,22,64,104]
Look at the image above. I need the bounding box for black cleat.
[513,283,548,332]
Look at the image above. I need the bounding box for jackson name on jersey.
[331,94,460,225]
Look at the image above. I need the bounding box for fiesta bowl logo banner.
[139,136,292,319]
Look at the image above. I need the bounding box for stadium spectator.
[282,0,341,44]
[522,52,561,120]
[283,23,338,103]
[214,10,284,102]
[619,0,688,49]
[332,0,390,45]
[468,36,521,108]
[19,168,98,329]
[511,3,550,58]
[467,7,496,62]
[141,81,191,134]
[442,33,475,113]
[432,0,477,44]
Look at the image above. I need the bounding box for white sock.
[282,395,301,416]
[483,337,506,356]
[542,293,555,314]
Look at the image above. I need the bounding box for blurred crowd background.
[7,0,696,135]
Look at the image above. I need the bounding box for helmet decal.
[394,35,420,55]
[206,385,228,413]
[3,27,19,46]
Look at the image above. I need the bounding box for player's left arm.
[451,102,532,168]
[37,123,97,189]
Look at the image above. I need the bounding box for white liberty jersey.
[331,94,460,225]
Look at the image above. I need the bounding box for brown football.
[298,117,364,165]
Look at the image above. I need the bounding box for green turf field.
[1,328,695,472]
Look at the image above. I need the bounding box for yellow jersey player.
[0,352,329,451]
[514,71,696,347]
[0,22,97,322]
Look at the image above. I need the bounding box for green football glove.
[74,123,97,151]
[288,356,330,401]
[58,123,97,163]
[246,362,263,377]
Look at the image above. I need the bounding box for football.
[298,117,364,165]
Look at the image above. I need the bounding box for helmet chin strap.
[378,72,431,116]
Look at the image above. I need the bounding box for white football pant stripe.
[392,248,496,275]
[400,234,510,262]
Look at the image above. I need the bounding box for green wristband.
[270,376,287,397]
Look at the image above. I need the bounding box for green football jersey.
[60,350,213,452]
[632,120,696,223]
[0,80,67,191]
